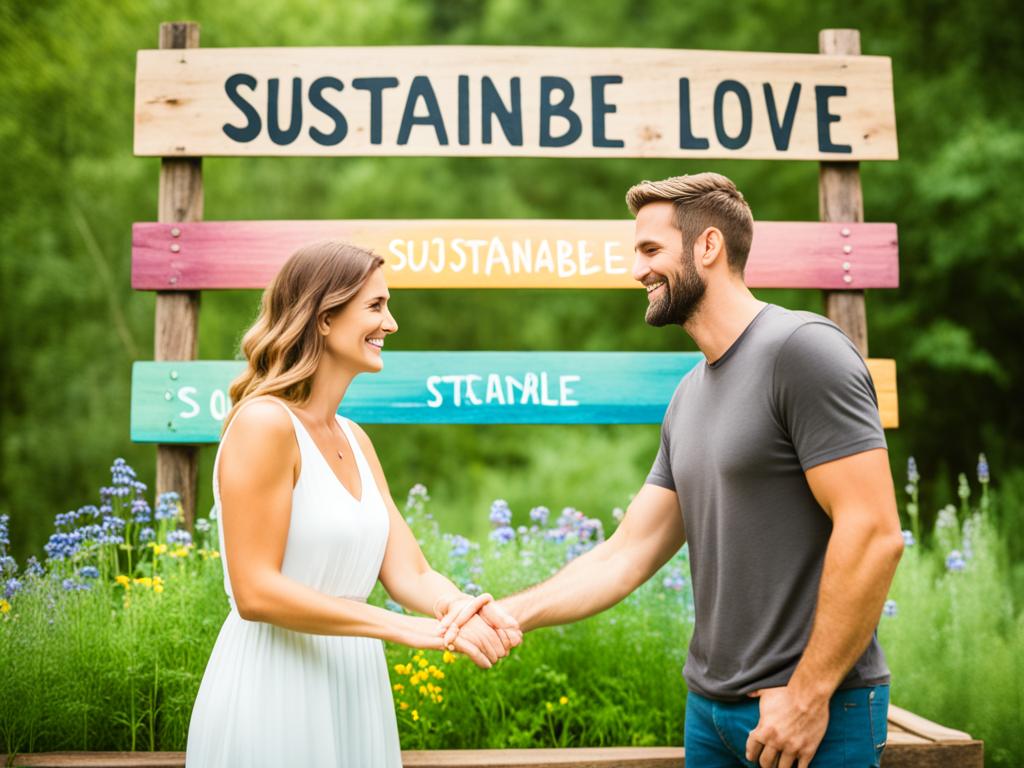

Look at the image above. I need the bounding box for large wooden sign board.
[131,354,898,442]
[134,46,897,159]
[132,220,898,290]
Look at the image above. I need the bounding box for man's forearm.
[498,540,641,632]
[788,513,904,703]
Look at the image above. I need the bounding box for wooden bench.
[0,707,984,766]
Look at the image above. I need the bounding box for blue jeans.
[684,685,889,767]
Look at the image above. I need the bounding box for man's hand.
[745,686,829,768]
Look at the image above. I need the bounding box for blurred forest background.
[1,0,1022,574]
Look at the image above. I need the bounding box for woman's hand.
[437,593,523,652]
[389,614,495,669]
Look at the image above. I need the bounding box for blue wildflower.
[611,507,625,523]
[883,600,898,618]
[901,530,915,547]
[79,566,100,579]
[4,578,21,599]
[489,500,512,527]
[0,555,17,578]
[448,534,471,558]
[662,569,686,591]
[167,529,193,547]
[194,518,212,534]
[946,550,966,572]
[0,514,8,547]
[936,505,958,529]
[977,453,989,484]
[139,527,156,543]
[25,557,44,576]
[907,457,919,484]
[529,506,550,526]
[405,483,430,510]
[489,525,515,544]
[61,578,90,591]
[462,581,482,596]
[131,499,152,523]
[155,492,181,521]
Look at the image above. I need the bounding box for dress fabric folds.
[186,398,401,767]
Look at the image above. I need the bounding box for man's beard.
[645,256,706,327]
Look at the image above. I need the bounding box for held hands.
[744,686,830,768]
[436,593,523,668]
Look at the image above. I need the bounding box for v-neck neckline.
[287,408,364,504]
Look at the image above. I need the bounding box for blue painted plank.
[130,352,705,443]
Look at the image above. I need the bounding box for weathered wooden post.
[819,28,869,356]
[154,21,202,526]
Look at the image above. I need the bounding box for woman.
[186,241,520,767]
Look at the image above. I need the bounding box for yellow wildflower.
[0,599,10,614]
[545,702,554,712]
[436,695,443,703]
[150,543,168,556]
[442,650,456,664]
[393,684,404,693]
[134,577,152,588]
[399,701,409,711]
[417,657,428,668]
[169,546,190,558]
[411,710,419,722]
[115,575,131,588]
[210,550,220,559]
[419,685,428,696]
[409,672,422,686]
[559,696,569,705]
[431,668,445,680]
[153,583,164,594]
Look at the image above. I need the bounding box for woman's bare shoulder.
[223,398,297,458]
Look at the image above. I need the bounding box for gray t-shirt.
[647,303,890,701]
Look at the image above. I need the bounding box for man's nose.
[632,254,650,283]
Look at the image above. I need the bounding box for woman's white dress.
[186,398,402,767]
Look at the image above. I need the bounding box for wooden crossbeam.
[130,353,898,443]
[132,220,898,291]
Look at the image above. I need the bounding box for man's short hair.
[625,172,754,275]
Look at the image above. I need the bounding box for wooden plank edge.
[887,704,975,743]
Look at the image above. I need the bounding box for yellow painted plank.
[134,46,897,159]
[866,358,898,429]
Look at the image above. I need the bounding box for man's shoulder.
[760,306,856,357]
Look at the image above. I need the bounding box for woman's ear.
[318,312,332,336]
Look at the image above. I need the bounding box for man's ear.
[698,227,725,267]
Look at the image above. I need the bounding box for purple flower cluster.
[662,568,686,591]
[946,550,966,572]
[529,506,550,525]
[447,534,472,557]
[167,529,193,547]
[488,499,515,545]
[4,578,21,599]
[906,457,919,484]
[155,492,182,522]
[901,530,916,547]
[405,483,430,510]
[883,600,898,618]
[977,453,989,484]
[0,514,9,549]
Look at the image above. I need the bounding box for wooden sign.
[132,220,898,290]
[130,353,898,442]
[134,46,898,160]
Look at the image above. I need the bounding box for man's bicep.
[804,448,899,531]
[613,483,685,578]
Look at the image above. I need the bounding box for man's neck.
[683,284,767,365]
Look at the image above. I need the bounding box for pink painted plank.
[132,220,898,291]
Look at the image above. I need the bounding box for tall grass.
[1,456,1021,765]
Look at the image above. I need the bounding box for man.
[441,172,904,767]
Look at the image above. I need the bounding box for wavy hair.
[223,240,384,433]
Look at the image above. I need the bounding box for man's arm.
[497,483,684,632]
[746,447,904,768]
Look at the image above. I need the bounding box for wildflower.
[489,526,515,544]
[24,556,43,576]
[62,578,89,591]
[399,701,409,711]
[115,574,131,588]
[0,598,10,614]
[393,684,404,692]
[195,518,212,534]
[0,514,8,547]
[529,506,550,526]
[155,492,181,521]
[545,702,554,712]
[957,473,970,502]
[936,506,958,529]
[448,535,471,558]
[662,569,686,591]
[149,543,168,556]
[79,566,100,579]
[210,550,220,559]
[131,499,152,523]
[901,530,915,547]
[559,696,569,705]
[489,500,512,527]
[977,453,989,484]
[139,527,155,543]
[883,600,898,618]
[906,457,919,484]
[411,709,419,721]
[405,484,430,510]
[4,578,21,599]
[462,581,482,595]
[611,507,625,523]
[169,546,190,558]
[153,576,165,594]
[442,650,456,664]
[0,555,16,578]
[167,529,193,547]
[945,550,966,572]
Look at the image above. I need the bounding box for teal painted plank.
[130,352,704,443]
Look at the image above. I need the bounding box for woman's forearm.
[388,568,465,617]
[236,571,405,642]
